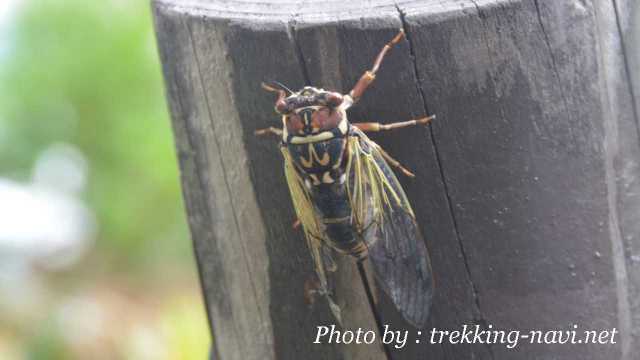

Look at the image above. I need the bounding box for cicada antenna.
[261,82,282,93]
[273,80,294,94]
[261,81,289,114]
[261,81,293,95]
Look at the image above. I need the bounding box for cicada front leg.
[255,82,288,138]
[347,29,406,105]
[254,126,283,137]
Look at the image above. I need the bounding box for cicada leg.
[352,116,436,177]
[347,29,406,104]
[303,277,322,307]
[254,126,283,137]
[373,144,416,178]
[352,114,435,133]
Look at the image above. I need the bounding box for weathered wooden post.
[152,0,639,359]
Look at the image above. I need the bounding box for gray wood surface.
[605,0,640,354]
[152,0,639,359]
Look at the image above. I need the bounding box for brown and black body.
[257,30,435,328]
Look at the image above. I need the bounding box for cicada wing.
[346,132,434,328]
[366,180,434,328]
[280,147,342,324]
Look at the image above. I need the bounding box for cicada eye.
[275,99,290,114]
[326,92,344,107]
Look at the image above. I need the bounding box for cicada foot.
[350,242,369,261]
[321,247,338,272]
[304,277,323,307]
[352,114,436,133]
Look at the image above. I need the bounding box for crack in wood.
[396,4,496,359]
[286,15,390,360]
[468,1,514,139]
[592,1,636,357]
[155,9,243,359]
[611,0,640,148]
[289,17,312,87]
[158,38,219,348]
[532,0,578,145]
[185,17,269,359]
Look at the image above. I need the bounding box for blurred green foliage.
[25,319,70,360]
[0,0,191,269]
[0,0,209,358]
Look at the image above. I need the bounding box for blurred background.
[0,0,209,358]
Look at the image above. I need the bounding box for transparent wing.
[345,130,434,328]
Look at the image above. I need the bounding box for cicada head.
[282,86,343,112]
[285,87,345,135]
[263,83,343,114]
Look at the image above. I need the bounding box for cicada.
[256,29,434,328]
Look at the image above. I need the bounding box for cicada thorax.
[284,107,347,183]
[285,104,342,135]
[283,106,367,259]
